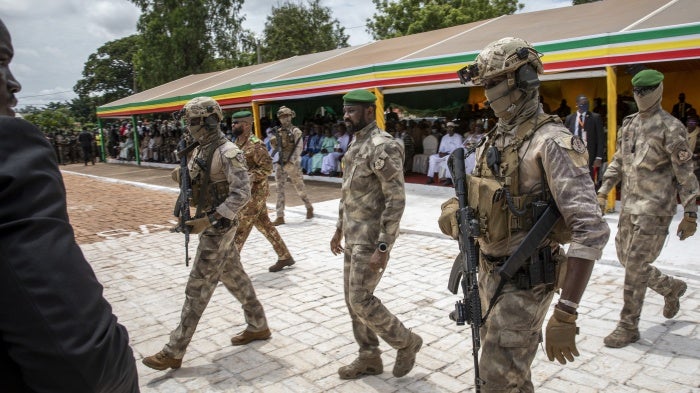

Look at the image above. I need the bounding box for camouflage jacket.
[476,117,610,260]
[189,137,250,220]
[270,126,303,164]
[236,134,272,183]
[599,106,699,216]
[336,121,405,247]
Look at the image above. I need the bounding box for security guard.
[231,110,296,272]
[439,37,610,392]
[597,69,698,348]
[143,97,270,371]
[269,106,314,225]
[330,89,423,380]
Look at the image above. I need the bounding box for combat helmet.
[182,96,223,123]
[277,106,296,118]
[457,37,543,88]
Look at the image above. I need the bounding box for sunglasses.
[632,85,659,96]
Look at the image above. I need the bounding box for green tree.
[23,103,76,133]
[367,0,523,40]
[261,0,349,62]
[130,0,254,90]
[74,35,138,114]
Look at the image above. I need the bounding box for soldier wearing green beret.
[598,69,698,348]
[231,110,296,272]
[330,89,423,380]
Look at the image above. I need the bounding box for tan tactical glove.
[545,307,579,365]
[677,213,697,240]
[438,197,459,239]
[185,216,211,234]
[596,193,607,215]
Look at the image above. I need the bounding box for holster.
[483,246,558,290]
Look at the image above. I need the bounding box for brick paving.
[62,164,700,393]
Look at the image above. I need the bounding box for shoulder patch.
[571,136,587,154]
[250,135,261,143]
[678,149,692,162]
[553,134,588,168]
[223,144,243,159]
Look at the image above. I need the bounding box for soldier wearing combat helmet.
[439,37,609,391]
[143,97,271,371]
[597,69,698,348]
[269,105,314,225]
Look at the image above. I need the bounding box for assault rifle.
[447,147,484,392]
[172,133,199,267]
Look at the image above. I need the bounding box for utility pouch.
[467,174,508,244]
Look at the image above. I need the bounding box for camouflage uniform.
[270,124,313,218]
[163,134,268,359]
[598,100,698,332]
[474,118,609,392]
[235,133,292,259]
[337,121,412,357]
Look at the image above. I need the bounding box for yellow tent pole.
[605,66,618,212]
[373,87,385,130]
[252,102,262,138]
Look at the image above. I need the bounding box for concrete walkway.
[65,166,700,393]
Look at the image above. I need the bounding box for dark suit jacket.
[0,117,139,392]
[564,111,605,168]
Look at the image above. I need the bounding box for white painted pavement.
[78,175,700,392]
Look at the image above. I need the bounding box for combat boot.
[338,355,383,379]
[663,279,687,319]
[393,331,423,377]
[603,325,640,348]
[142,351,182,370]
[306,206,314,219]
[269,258,295,272]
[231,328,271,346]
[272,217,285,226]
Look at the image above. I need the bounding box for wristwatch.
[208,213,220,227]
[377,242,388,253]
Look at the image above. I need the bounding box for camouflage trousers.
[478,256,555,393]
[343,244,411,358]
[615,213,675,329]
[164,222,268,359]
[235,180,291,259]
[275,161,312,218]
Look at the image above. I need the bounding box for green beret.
[232,110,252,119]
[343,89,376,104]
[632,69,664,87]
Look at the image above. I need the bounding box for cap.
[632,69,664,87]
[343,89,377,105]
[446,121,456,127]
[232,110,252,119]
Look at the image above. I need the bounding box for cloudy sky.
[1,0,570,110]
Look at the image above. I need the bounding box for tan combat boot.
[393,331,423,377]
[306,206,314,219]
[230,328,271,346]
[338,355,383,379]
[269,258,295,272]
[603,325,640,348]
[272,217,285,226]
[663,279,687,319]
[142,351,182,370]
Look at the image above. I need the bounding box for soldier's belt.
[482,246,558,290]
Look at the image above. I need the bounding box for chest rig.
[469,114,570,245]
[279,127,299,164]
[190,137,229,217]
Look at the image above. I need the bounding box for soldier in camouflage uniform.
[438,37,610,392]
[231,110,296,273]
[330,89,423,380]
[597,69,698,348]
[143,97,270,371]
[269,106,313,225]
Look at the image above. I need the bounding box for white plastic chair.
[411,134,438,174]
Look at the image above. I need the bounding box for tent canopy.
[98,0,700,118]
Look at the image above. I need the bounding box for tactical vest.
[469,114,572,245]
[190,137,230,216]
[279,127,299,163]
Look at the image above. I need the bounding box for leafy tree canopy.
[130,0,254,90]
[367,0,523,40]
[22,103,76,133]
[261,0,349,62]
